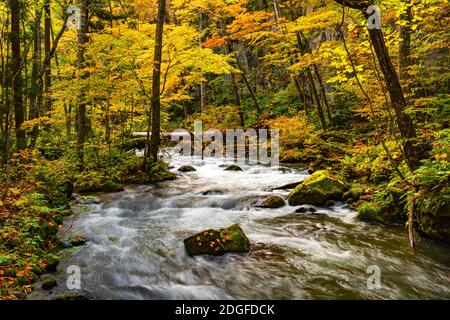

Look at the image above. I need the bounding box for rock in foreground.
[184,224,250,256]
[288,170,347,206]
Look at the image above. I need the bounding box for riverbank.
[0,150,174,300]
[267,115,450,242]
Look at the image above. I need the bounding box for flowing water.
[29,153,450,300]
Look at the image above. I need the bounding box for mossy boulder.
[184,224,250,256]
[44,255,60,272]
[42,277,57,290]
[288,170,347,206]
[98,181,124,193]
[354,201,385,223]
[220,224,251,254]
[224,165,243,172]
[257,196,285,209]
[178,165,197,172]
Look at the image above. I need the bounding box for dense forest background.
[0,0,448,299]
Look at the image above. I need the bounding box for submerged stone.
[224,165,243,172]
[184,224,250,256]
[288,170,347,206]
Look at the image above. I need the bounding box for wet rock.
[224,165,243,172]
[44,255,60,272]
[295,206,317,214]
[98,181,124,193]
[201,189,225,196]
[55,294,89,300]
[325,200,337,207]
[256,196,285,209]
[288,170,347,206]
[41,277,57,290]
[184,224,250,256]
[178,165,197,172]
[70,235,87,247]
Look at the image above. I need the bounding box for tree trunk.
[198,12,207,112]
[44,0,52,114]
[334,0,421,170]
[29,3,42,147]
[10,0,26,150]
[225,44,245,126]
[147,0,167,164]
[398,0,412,84]
[77,0,88,170]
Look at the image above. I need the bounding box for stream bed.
[29,154,450,300]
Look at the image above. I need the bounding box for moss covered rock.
[178,165,197,172]
[98,181,124,193]
[288,170,347,206]
[42,277,57,290]
[184,224,250,256]
[257,196,285,209]
[220,224,251,253]
[354,201,385,223]
[44,255,60,272]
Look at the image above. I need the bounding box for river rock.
[178,165,197,172]
[184,224,250,256]
[224,165,243,172]
[98,181,125,193]
[288,170,347,206]
[41,277,57,290]
[256,196,285,209]
[295,206,317,214]
[44,255,60,273]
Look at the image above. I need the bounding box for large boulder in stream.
[256,196,286,209]
[288,170,347,206]
[184,224,250,256]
